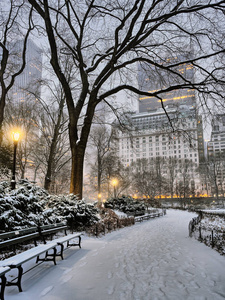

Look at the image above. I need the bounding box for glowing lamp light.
[112,178,118,186]
[12,131,20,142]
[112,178,118,198]
[10,129,22,190]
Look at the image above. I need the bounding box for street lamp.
[112,178,118,198]
[11,130,20,190]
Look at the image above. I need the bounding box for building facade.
[118,106,201,164]
[207,114,225,195]
[115,54,206,197]
[138,55,195,113]
[9,39,42,104]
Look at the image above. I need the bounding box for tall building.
[9,39,42,104]
[138,55,195,113]
[118,105,201,165]
[114,54,206,196]
[5,39,43,183]
[207,114,225,157]
[116,105,204,195]
[206,114,225,195]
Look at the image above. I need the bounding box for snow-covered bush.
[192,210,225,256]
[86,208,135,236]
[0,180,99,231]
[104,196,146,216]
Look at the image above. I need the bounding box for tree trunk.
[0,92,6,146]
[44,96,65,191]
[44,133,58,191]
[97,152,101,196]
[70,143,85,198]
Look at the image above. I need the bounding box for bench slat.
[0,227,37,241]
[0,266,11,276]
[51,233,82,244]
[0,243,57,268]
[0,232,40,249]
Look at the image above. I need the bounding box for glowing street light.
[112,178,118,198]
[11,130,21,190]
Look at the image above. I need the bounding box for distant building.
[6,39,43,184]
[115,104,206,196]
[113,53,207,196]
[206,114,225,195]
[8,39,42,104]
[207,114,225,157]
[138,55,195,113]
[117,105,201,164]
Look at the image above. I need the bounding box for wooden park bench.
[135,209,165,223]
[0,223,82,299]
[39,223,82,260]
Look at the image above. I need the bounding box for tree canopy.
[2,0,225,198]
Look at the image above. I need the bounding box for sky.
[3,209,225,300]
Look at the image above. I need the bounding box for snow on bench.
[0,267,11,300]
[50,233,82,260]
[0,223,82,298]
[0,243,57,293]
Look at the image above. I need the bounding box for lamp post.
[11,131,20,190]
[112,178,118,198]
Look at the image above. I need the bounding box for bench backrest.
[39,222,66,231]
[0,227,38,242]
[0,222,68,249]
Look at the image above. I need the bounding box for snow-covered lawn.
[4,210,225,300]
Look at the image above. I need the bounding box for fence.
[86,216,135,237]
[189,212,225,255]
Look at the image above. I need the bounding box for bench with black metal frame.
[38,223,82,260]
[0,223,82,298]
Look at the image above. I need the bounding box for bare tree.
[26,0,225,198]
[4,95,40,179]
[177,158,194,198]
[207,150,225,199]
[88,125,113,198]
[166,157,178,198]
[0,1,34,143]
[30,84,70,192]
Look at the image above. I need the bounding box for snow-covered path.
[5,210,225,300]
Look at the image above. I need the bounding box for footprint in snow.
[61,274,73,283]
[63,268,72,275]
[107,285,115,295]
[40,286,54,297]
[91,251,98,256]
[79,261,87,267]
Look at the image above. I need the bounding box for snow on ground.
[4,210,225,300]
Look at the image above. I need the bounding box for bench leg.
[17,266,23,292]
[36,248,57,265]
[58,244,64,260]
[6,266,23,293]
[67,236,82,249]
[78,236,81,248]
[0,275,7,300]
